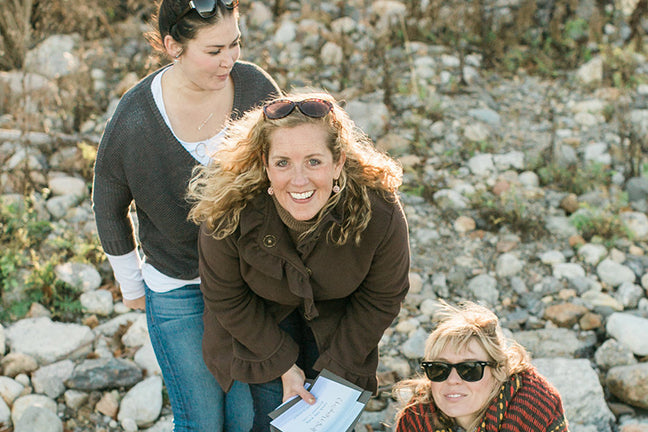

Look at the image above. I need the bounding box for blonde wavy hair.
[394,301,532,431]
[187,92,403,245]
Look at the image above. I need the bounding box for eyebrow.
[206,33,241,49]
[270,153,326,160]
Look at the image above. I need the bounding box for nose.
[221,56,234,69]
[446,367,463,384]
[291,166,308,187]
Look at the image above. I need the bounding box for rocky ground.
[1,1,648,431]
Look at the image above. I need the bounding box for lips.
[290,191,314,200]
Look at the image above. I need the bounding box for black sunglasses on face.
[172,0,239,28]
[263,98,333,120]
[421,361,496,382]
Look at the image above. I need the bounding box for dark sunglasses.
[173,0,239,28]
[263,98,333,120]
[421,361,496,382]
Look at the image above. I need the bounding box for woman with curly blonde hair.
[394,301,569,432]
[188,92,410,431]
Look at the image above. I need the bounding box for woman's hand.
[123,296,146,310]
[281,364,316,404]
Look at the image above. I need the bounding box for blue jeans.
[249,310,319,432]
[146,284,253,432]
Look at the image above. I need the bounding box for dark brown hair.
[145,0,238,60]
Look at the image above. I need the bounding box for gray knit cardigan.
[92,61,281,279]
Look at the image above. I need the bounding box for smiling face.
[174,14,241,91]
[266,123,345,221]
[430,338,497,429]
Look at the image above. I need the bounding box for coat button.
[306,267,312,276]
[263,235,277,248]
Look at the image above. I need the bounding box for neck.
[164,64,228,103]
[272,195,315,234]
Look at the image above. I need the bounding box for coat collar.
[237,193,344,320]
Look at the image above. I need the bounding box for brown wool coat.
[198,190,410,393]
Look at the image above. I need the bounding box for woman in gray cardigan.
[92,1,280,430]
[188,92,410,431]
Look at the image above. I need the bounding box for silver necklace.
[197,112,214,131]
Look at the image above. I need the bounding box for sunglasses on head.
[263,98,333,120]
[421,361,496,382]
[173,0,239,28]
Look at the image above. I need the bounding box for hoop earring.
[332,179,340,194]
[267,186,274,195]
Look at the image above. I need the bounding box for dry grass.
[0,0,35,69]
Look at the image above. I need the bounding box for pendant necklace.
[197,112,214,131]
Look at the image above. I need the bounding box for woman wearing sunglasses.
[394,301,569,432]
[187,92,410,431]
[92,0,281,430]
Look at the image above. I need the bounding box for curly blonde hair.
[187,92,403,245]
[394,301,532,431]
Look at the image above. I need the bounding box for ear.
[163,34,182,58]
[334,151,346,178]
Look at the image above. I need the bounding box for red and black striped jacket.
[396,368,569,432]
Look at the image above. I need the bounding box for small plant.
[0,197,88,322]
[469,189,547,240]
[536,162,611,195]
[569,205,629,245]
[603,45,641,88]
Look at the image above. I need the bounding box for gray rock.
[142,415,174,432]
[513,328,596,358]
[606,363,648,409]
[0,397,10,428]
[467,274,499,305]
[576,56,603,83]
[46,194,81,219]
[54,262,102,292]
[433,189,469,210]
[401,328,428,360]
[496,253,523,277]
[583,142,611,165]
[606,313,648,356]
[626,177,648,202]
[345,98,390,139]
[596,259,636,287]
[24,34,81,79]
[594,339,638,370]
[620,212,648,241]
[615,282,645,309]
[31,359,75,399]
[5,317,94,364]
[0,376,25,405]
[79,290,114,316]
[493,151,525,170]
[546,216,578,238]
[553,263,586,281]
[467,153,495,177]
[14,406,63,432]
[65,357,143,391]
[518,171,539,188]
[577,244,608,265]
[48,175,87,197]
[93,312,143,337]
[117,376,163,427]
[540,250,566,265]
[64,389,89,410]
[133,342,162,376]
[534,358,614,432]
[468,108,501,125]
[122,314,150,348]
[11,394,57,425]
